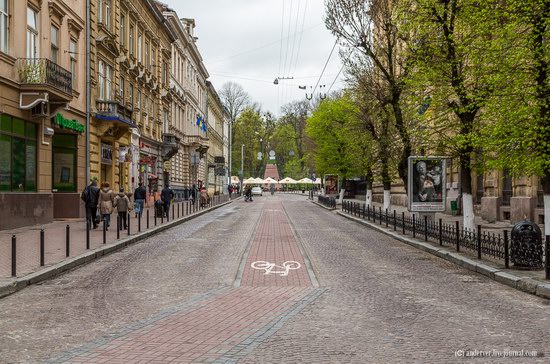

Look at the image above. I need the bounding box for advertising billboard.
[408,156,447,212]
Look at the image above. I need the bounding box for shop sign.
[53,113,85,133]
[101,143,113,165]
[163,161,171,170]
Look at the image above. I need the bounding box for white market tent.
[231,176,240,184]
[280,177,297,184]
[243,177,256,184]
[297,178,313,184]
[313,179,322,184]
[263,177,278,184]
[252,177,264,184]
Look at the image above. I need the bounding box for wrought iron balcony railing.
[96,100,134,122]
[17,58,72,94]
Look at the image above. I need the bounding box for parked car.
[251,186,263,196]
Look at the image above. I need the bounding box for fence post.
[366,205,370,220]
[439,219,442,246]
[393,210,397,231]
[40,229,45,266]
[455,221,460,252]
[385,209,388,228]
[11,235,16,277]
[504,230,509,268]
[117,215,120,240]
[402,211,405,234]
[379,207,383,225]
[412,214,416,238]
[424,216,428,242]
[66,225,70,257]
[103,217,107,244]
[86,219,90,250]
[545,235,549,280]
[477,225,482,259]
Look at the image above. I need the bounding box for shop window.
[0,115,37,192]
[52,134,77,192]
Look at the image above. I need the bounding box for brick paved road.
[0,194,549,363]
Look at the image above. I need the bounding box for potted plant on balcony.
[19,60,45,84]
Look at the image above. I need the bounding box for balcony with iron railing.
[17,58,72,96]
[161,133,181,160]
[96,99,136,128]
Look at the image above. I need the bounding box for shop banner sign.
[408,156,447,212]
[53,113,85,133]
[101,143,113,165]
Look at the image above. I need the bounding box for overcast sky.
[168,0,344,116]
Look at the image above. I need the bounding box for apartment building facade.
[206,81,229,196]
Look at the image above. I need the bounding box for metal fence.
[318,196,336,209]
[341,200,550,279]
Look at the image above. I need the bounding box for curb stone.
[334,209,550,300]
[0,200,233,300]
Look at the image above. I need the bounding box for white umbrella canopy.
[297,178,313,184]
[280,177,297,184]
[252,177,264,184]
[263,177,278,184]
[312,178,322,184]
[231,176,240,184]
[243,177,256,184]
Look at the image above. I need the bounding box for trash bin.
[450,200,458,216]
[510,220,543,269]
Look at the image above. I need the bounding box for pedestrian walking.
[114,188,131,229]
[161,183,174,218]
[228,185,233,199]
[81,178,100,229]
[133,182,146,217]
[99,182,115,230]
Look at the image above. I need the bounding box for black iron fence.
[342,200,550,278]
[318,195,336,209]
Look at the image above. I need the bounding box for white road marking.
[251,261,301,276]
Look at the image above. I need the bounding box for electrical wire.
[290,0,308,78]
[312,39,338,96]
[278,0,285,77]
[327,48,355,94]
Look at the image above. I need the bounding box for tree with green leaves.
[325,0,413,210]
[403,0,501,230]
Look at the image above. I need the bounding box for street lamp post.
[241,144,244,194]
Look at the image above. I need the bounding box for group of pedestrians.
[81,179,176,230]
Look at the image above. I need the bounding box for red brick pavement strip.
[0,197,231,295]
[49,197,325,363]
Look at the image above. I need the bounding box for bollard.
[138,211,141,232]
[103,217,107,244]
[402,211,405,234]
[455,221,460,252]
[128,212,131,236]
[40,229,45,266]
[154,208,157,226]
[147,209,150,229]
[117,215,121,240]
[11,235,16,277]
[424,216,428,242]
[412,214,416,238]
[379,207,383,225]
[172,203,175,220]
[504,230,509,268]
[177,203,180,218]
[367,205,370,221]
[477,225,482,259]
[86,219,90,250]
[439,219,443,246]
[161,209,164,224]
[393,210,397,231]
[373,206,376,224]
[545,235,550,280]
[66,225,70,257]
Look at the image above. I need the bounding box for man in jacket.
[161,183,174,218]
[81,179,100,229]
[114,188,131,229]
[133,182,147,217]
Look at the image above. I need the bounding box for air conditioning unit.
[31,102,49,118]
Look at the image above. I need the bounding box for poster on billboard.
[408,156,447,212]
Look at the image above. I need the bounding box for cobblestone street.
[0,195,549,363]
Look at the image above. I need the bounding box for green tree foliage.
[232,108,265,178]
[306,94,371,180]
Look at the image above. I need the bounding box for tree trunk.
[542,175,550,236]
[365,180,373,208]
[392,98,411,193]
[460,151,475,231]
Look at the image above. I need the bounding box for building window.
[161,62,167,85]
[137,32,142,63]
[98,60,112,100]
[0,0,8,53]
[0,115,37,192]
[51,25,59,64]
[129,24,134,56]
[26,7,38,59]
[120,14,125,48]
[129,83,134,106]
[105,0,111,30]
[145,41,149,68]
[70,39,77,89]
[137,90,141,109]
[98,0,103,23]
[52,134,77,192]
[119,76,124,101]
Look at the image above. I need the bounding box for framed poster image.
[408,156,447,212]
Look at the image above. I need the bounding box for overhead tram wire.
[290,0,308,79]
[285,0,302,105]
[327,48,355,94]
[311,39,338,97]
[205,23,323,66]
[278,0,286,113]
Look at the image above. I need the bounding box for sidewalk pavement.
[313,198,550,300]
[0,196,233,299]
